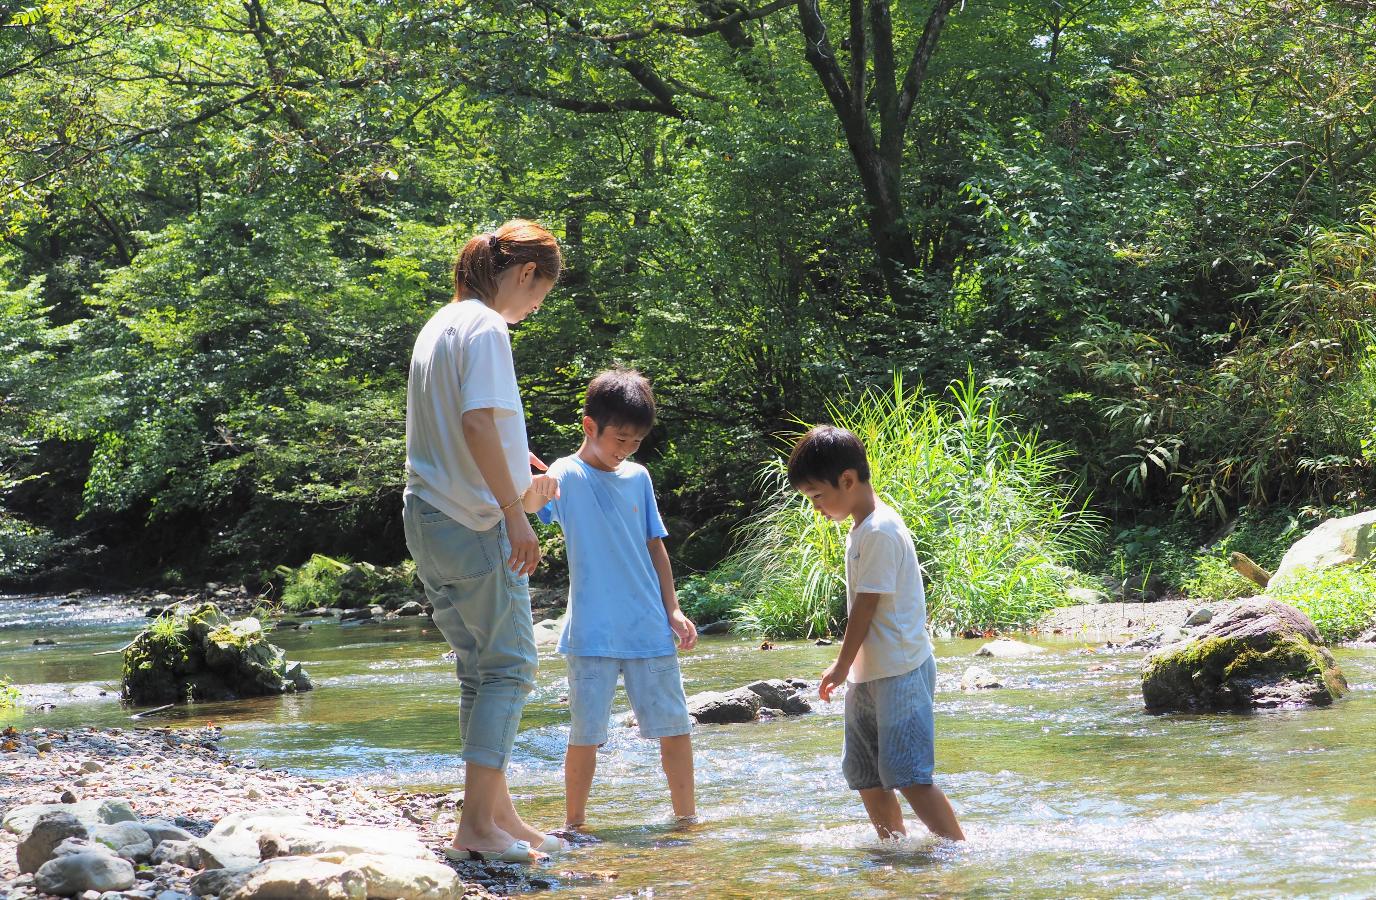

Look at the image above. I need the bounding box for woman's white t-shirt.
[844,501,933,683]
[404,299,531,531]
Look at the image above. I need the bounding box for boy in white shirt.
[788,425,965,842]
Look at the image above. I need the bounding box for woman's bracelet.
[499,492,524,512]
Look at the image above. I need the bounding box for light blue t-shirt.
[536,455,674,658]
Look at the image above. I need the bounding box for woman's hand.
[818,659,849,702]
[505,507,542,576]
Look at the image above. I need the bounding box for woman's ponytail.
[454,219,563,303]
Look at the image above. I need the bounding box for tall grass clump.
[731,374,1104,638]
[1,677,20,712]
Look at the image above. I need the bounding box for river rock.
[17,811,88,873]
[1270,509,1376,586]
[532,614,565,646]
[138,819,197,847]
[975,639,1045,658]
[1184,606,1214,626]
[960,666,1002,691]
[122,603,313,705]
[330,852,461,900]
[34,851,136,896]
[395,601,425,617]
[698,620,732,635]
[1142,597,1348,711]
[687,688,761,724]
[4,799,139,836]
[216,856,367,900]
[744,679,811,714]
[90,821,155,861]
[152,839,206,869]
[254,823,430,860]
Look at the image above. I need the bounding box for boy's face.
[795,471,859,521]
[580,417,650,471]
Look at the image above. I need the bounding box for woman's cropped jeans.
[402,493,537,771]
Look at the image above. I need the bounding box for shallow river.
[3,594,1375,898]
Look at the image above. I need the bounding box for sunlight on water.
[4,593,1376,897]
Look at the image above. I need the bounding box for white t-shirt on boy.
[845,500,933,683]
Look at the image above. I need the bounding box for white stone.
[3,799,139,835]
[1270,509,1376,586]
[974,639,1046,658]
[220,856,367,900]
[333,852,462,900]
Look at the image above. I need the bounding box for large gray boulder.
[687,688,761,724]
[33,850,136,895]
[1142,598,1348,711]
[89,820,155,861]
[744,679,812,715]
[123,603,313,705]
[16,811,87,874]
[1270,509,1376,586]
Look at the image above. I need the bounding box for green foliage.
[676,571,746,627]
[0,677,19,711]
[730,375,1104,638]
[1268,565,1376,644]
[276,554,417,612]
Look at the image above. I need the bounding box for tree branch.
[896,0,959,132]
[592,0,794,43]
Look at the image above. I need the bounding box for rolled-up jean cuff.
[461,745,512,770]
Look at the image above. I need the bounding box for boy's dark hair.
[787,425,870,487]
[584,369,655,432]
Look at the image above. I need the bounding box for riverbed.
[3,593,1375,898]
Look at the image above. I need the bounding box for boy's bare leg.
[858,787,907,840]
[454,763,539,859]
[564,744,598,828]
[897,783,965,841]
[659,735,695,819]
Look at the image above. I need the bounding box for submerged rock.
[1142,598,1348,712]
[122,603,313,705]
[974,639,1045,658]
[960,666,1002,691]
[686,688,762,724]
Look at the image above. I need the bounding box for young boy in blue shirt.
[532,369,698,829]
[788,424,965,842]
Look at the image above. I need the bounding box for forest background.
[3,0,1375,612]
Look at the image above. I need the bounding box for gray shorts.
[566,654,693,745]
[842,655,937,791]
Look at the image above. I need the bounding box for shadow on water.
[3,593,1376,897]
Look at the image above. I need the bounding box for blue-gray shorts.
[566,654,693,746]
[842,655,937,791]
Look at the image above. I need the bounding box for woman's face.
[492,262,555,324]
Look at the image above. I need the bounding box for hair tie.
[488,233,508,268]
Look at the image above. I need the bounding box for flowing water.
[3,593,1375,898]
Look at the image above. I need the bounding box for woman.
[402,219,563,863]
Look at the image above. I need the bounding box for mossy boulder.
[1142,597,1347,712]
[122,603,313,705]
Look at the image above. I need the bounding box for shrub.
[276,555,418,611]
[676,571,746,626]
[730,374,1104,638]
[1267,564,1376,644]
[0,677,19,712]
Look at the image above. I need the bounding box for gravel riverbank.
[0,726,571,898]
